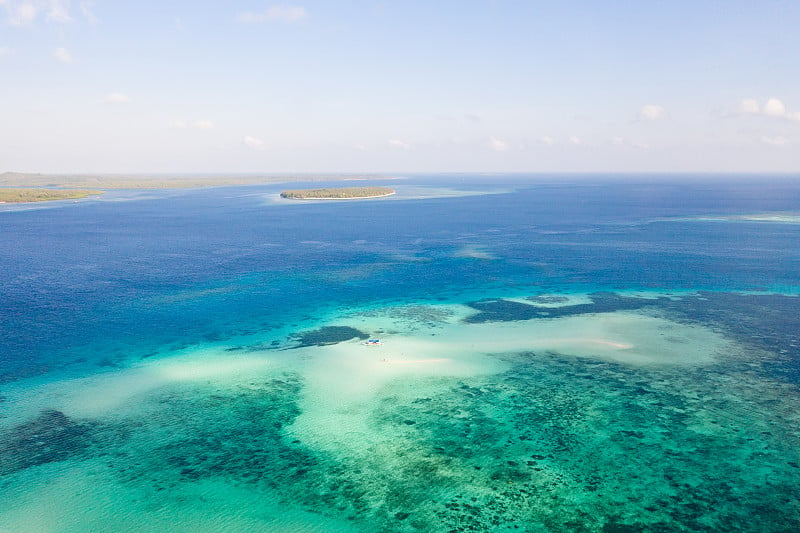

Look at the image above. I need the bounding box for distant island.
[280,186,396,200]
[0,172,395,190]
[0,188,103,204]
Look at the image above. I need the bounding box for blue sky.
[1,1,799,173]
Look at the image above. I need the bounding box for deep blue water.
[2,175,800,382]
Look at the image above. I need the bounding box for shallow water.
[1,176,799,531]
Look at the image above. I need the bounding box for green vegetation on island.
[280,186,395,200]
[0,188,103,203]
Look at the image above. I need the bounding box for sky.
[1,0,799,174]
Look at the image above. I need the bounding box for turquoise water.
[1,176,799,531]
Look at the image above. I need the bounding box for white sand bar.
[288,308,733,456]
[0,349,278,427]
[0,307,731,433]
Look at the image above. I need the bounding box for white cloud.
[736,97,800,122]
[763,98,787,117]
[611,136,625,146]
[388,139,410,149]
[79,0,97,24]
[9,1,38,25]
[489,137,508,152]
[761,135,789,146]
[4,0,78,25]
[0,46,11,57]
[639,104,666,121]
[538,136,555,146]
[53,46,72,63]
[569,136,581,145]
[104,92,130,104]
[238,5,307,23]
[738,98,760,114]
[243,136,265,150]
[47,0,71,22]
[193,119,214,130]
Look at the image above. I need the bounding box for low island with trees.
[280,186,396,200]
[0,188,103,203]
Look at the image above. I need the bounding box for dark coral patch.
[291,326,369,347]
[0,409,95,475]
[464,292,669,323]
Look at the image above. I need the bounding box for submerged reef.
[108,375,319,491]
[291,325,369,347]
[464,292,668,323]
[364,349,800,532]
[0,410,96,476]
[348,304,457,332]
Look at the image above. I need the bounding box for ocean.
[1,175,799,532]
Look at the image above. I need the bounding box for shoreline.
[280,186,396,200]
[0,188,103,204]
[0,173,396,190]
[284,192,396,201]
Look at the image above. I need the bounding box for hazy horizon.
[1,1,799,174]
